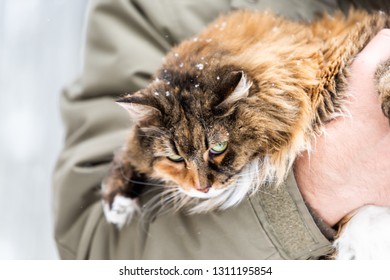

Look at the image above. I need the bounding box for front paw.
[102,195,140,229]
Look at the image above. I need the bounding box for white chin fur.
[334,205,390,260]
[187,160,261,214]
[179,187,227,199]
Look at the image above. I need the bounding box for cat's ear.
[215,71,252,116]
[116,94,161,124]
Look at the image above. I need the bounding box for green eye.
[210,141,228,155]
[167,154,184,162]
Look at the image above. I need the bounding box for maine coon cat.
[102,9,390,259]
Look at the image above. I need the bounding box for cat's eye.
[210,141,228,155]
[167,154,184,162]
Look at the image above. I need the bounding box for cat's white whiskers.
[128,179,167,188]
[141,186,182,219]
[118,165,132,182]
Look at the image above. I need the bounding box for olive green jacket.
[53,0,365,259]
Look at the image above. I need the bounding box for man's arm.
[52,0,235,260]
[52,0,170,259]
[294,29,390,227]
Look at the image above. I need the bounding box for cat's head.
[118,62,297,212]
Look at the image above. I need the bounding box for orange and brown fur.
[102,10,390,220]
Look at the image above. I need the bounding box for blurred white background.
[0,0,88,259]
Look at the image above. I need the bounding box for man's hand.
[294,29,390,227]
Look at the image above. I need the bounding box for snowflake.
[195,63,204,70]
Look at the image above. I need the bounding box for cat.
[101,9,390,259]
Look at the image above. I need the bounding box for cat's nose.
[196,184,211,193]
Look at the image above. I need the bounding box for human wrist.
[293,157,335,227]
[293,152,365,228]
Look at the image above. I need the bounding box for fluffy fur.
[101,9,390,258]
[334,205,390,259]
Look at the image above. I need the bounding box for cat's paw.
[334,205,390,260]
[102,195,140,229]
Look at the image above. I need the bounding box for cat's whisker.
[141,189,180,218]
[124,178,168,188]
[140,186,167,196]
[142,186,186,218]
[118,165,132,182]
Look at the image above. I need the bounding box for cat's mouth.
[177,159,262,201]
[180,160,261,213]
[178,187,228,199]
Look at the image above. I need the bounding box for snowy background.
[0,0,88,259]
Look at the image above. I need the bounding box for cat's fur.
[101,9,390,259]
